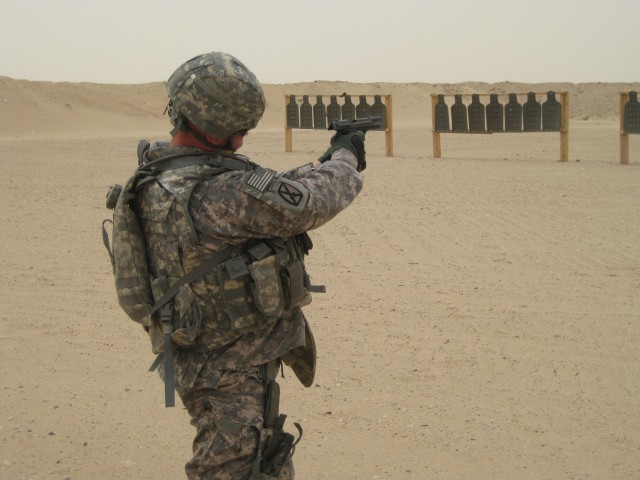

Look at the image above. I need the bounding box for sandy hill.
[0,76,638,138]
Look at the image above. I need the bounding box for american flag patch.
[246,168,275,192]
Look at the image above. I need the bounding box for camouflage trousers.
[179,363,295,480]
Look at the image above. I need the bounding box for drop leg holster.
[252,359,302,479]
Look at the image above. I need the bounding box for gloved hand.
[318,131,366,172]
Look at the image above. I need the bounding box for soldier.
[135,52,366,479]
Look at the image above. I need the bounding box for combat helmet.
[166,52,266,139]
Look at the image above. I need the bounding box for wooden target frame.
[430,92,570,162]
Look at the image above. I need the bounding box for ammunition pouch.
[217,241,313,337]
[282,259,310,309]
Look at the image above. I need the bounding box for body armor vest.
[136,162,313,355]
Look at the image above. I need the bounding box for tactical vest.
[104,144,318,405]
[138,160,314,354]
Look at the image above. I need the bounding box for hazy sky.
[1,0,638,85]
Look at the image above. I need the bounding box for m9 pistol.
[328,116,383,135]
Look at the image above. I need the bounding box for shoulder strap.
[133,153,256,194]
[139,152,255,174]
[149,245,233,317]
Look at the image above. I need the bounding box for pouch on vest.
[248,254,286,321]
[219,260,260,331]
[218,248,288,332]
[171,285,202,348]
[281,259,312,310]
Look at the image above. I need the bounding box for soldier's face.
[230,130,248,151]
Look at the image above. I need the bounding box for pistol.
[328,116,382,135]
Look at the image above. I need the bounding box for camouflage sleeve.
[189,148,363,241]
[279,162,315,181]
[296,148,362,229]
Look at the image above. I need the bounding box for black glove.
[318,131,366,172]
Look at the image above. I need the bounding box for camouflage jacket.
[138,143,363,391]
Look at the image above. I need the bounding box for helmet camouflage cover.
[166,52,266,139]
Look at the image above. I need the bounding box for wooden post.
[433,132,442,159]
[285,127,292,152]
[284,95,293,152]
[620,92,629,165]
[431,94,441,158]
[385,95,394,157]
[560,91,569,162]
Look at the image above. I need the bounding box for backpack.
[102,170,154,325]
[102,141,256,406]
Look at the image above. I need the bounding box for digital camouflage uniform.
[136,142,363,480]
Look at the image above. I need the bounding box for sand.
[0,76,639,480]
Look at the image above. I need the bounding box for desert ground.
[0,76,639,480]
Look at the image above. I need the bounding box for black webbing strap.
[161,303,175,407]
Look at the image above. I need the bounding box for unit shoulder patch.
[260,177,309,212]
[278,182,304,206]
